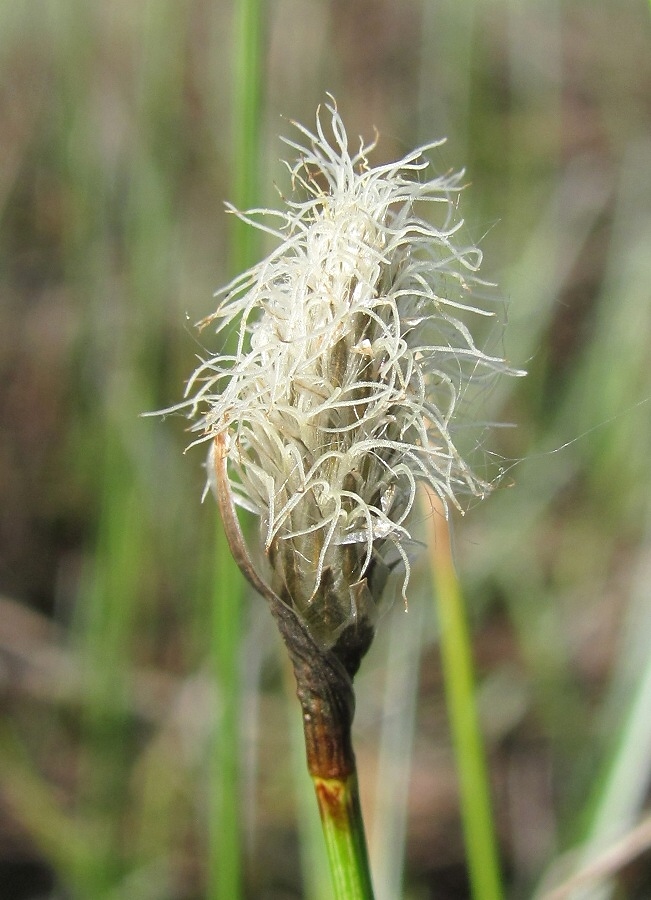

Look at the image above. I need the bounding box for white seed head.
[183,99,518,647]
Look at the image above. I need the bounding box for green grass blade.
[231,0,263,273]
[369,599,424,900]
[208,519,245,900]
[207,1,264,897]
[424,489,504,900]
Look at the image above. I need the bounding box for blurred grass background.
[1,1,651,898]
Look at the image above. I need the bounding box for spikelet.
[183,98,519,648]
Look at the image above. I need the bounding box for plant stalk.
[313,773,375,900]
[207,1,263,895]
[424,486,504,900]
[212,435,375,899]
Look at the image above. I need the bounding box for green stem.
[313,773,375,900]
[208,520,244,900]
[425,489,504,900]
[231,0,262,272]
[207,2,263,897]
[212,441,375,898]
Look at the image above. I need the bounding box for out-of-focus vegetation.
[1,2,650,898]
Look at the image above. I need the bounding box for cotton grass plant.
[1,4,650,899]
[188,99,514,620]
[175,99,520,898]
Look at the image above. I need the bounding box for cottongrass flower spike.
[186,97,517,652]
